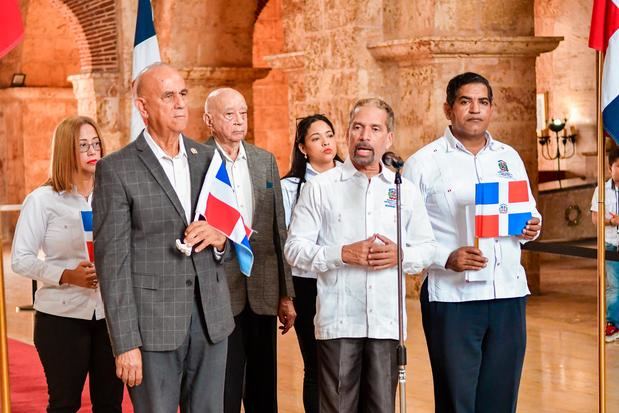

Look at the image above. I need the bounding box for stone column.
[0,87,76,238]
[263,51,305,149]
[68,72,123,150]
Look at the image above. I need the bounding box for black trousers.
[293,276,319,413]
[33,311,123,413]
[420,279,527,413]
[224,305,277,413]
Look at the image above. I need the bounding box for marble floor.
[0,248,609,412]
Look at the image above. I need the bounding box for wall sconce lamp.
[538,118,577,161]
[537,118,578,188]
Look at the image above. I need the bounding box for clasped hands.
[342,234,399,270]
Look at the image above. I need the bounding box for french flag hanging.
[194,151,254,276]
[475,181,532,238]
[589,0,619,143]
[131,0,161,140]
[81,211,95,262]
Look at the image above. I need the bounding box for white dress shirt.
[285,158,437,340]
[143,129,191,223]
[281,162,341,279]
[404,127,541,303]
[11,186,105,320]
[591,179,619,246]
[215,140,254,227]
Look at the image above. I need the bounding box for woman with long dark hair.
[11,116,123,412]
[281,114,342,413]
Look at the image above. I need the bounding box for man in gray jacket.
[203,87,295,413]
[93,63,234,413]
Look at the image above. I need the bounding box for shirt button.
[497,263,501,266]
[186,279,193,287]
[369,309,373,313]
[368,211,372,215]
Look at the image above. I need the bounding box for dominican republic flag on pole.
[80,211,95,262]
[475,181,532,238]
[0,0,24,58]
[131,0,161,140]
[589,0,619,143]
[194,151,254,276]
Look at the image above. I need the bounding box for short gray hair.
[348,98,395,132]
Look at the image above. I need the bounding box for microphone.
[382,151,404,169]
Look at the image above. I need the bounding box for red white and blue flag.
[195,151,254,276]
[0,0,24,59]
[590,0,619,143]
[475,181,532,238]
[80,211,95,262]
[131,0,161,140]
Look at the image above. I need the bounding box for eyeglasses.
[79,141,102,153]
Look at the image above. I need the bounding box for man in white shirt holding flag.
[404,72,541,413]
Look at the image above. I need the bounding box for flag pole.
[0,216,12,412]
[596,49,606,413]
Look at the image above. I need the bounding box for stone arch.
[49,0,119,73]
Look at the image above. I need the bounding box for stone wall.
[535,0,597,180]
[253,0,291,173]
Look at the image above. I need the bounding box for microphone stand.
[394,165,407,413]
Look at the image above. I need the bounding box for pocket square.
[266,181,273,189]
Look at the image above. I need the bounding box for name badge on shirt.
[384,187,397,208]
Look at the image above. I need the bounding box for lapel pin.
[190,147,198,155]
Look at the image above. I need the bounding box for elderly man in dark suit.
[202,87,295,413]
[93,63,234,413]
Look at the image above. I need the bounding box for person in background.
[11,116,123,413]
[280,114,343,413]
[203,87,295,413]
[591,147,619,342]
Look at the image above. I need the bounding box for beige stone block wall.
[253,0,291,173]
[535,0,597,180]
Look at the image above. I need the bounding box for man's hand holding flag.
[177,150,254,276]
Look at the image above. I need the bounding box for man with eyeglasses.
[93,63,235,412]
[203,87,295,413]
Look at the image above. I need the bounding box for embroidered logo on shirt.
[384,188,397,208]
[497,160,513,178]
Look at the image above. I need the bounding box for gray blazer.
[93,133,234,356]
[205,138,294,316]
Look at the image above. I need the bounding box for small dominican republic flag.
[131,0,161,140]
[475,181,532,238]
[589,0,619,143]
[80,211,94,262]
[195,151,254,276]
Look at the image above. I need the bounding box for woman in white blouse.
[281,114,342,413]
[11,116,123,412]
